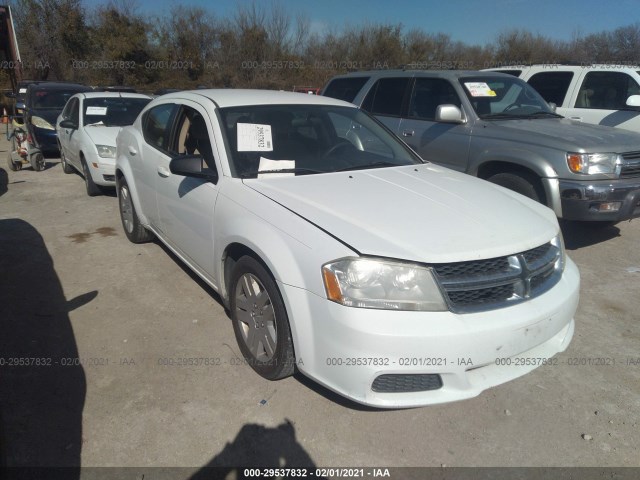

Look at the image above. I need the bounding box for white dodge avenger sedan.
[115,89,580,408]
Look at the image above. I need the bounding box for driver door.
[155,101,220,281]
[398,77,471,171]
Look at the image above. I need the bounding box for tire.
[30,152,45,171]
[60,148,73,174]
[117,175,154,243]
[6,153,21,171]
[230,256,295,380]
[486,172,543,203]
[81,157,102,196]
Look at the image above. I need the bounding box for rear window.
[322,77,369,103]
[527,71,574,106]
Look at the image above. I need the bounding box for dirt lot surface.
[0,135,638,478]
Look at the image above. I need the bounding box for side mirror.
[548,102,557,112]
[169,154,218,183]
[435,104,465,124]
[60,119,77,129]
[625,95,640,108]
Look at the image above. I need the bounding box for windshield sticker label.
[258,157,294,178]
[237,123,273,151]
[19,88,27,93]
[86,106,108,115]
[464,82,496,97]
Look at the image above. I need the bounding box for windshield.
[83,97,151,127]
[219,105,422,178]
[32,89,83,110]
[459,76,556,119]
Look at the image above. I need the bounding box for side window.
[408,78,461,120]
[576,72,640,110]
[142,103,177,152]
[61,98,76,120]
[361,77,410,117]
[527,71,574,106]
[172,106,216,170]
[323,77,370,103]
[70,99,80,125]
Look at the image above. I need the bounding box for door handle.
[128,146,137,156]
[157,166,170,178]
[570,116,582,121]
[402,130,414,137]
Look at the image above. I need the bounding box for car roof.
[329,69,516,80]
[159,88,356,108]
[76,92,152,100]
[28,82,92,91]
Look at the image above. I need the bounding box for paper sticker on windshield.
[464,82,497,97]
[237,123,273,151]
[258,157,295,178]
[19,88,27,93]
[86,106,108,115]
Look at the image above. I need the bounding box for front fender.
[469,144,561,179]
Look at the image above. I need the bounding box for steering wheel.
[504,103,522,112]
[323,140,353,158]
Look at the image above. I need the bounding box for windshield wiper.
[85,121,106,127]
[525,111,563,118]
[334,161,401,172]
[240,167,324,178]
[480,113,522,120]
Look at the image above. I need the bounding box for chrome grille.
[621,152,640,178]
[431,242,561,313]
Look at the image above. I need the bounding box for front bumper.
[280,257,580,408]
[87,156,116,186]
[559,177,640,221]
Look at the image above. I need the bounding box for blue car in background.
[24,82,92,157]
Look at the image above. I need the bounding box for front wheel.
[230,256,295,380]
[486,172,544,203]
[117,176,154,243]
[30,152,45,171]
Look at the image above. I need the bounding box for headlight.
[322,257,447,311]
[566,152,621,175]
[30,115,55,130]
[96,145,116,158]
[551,233,566,272]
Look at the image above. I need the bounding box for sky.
[82,0,640,46]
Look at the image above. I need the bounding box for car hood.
[84,126,121,147]
[480,118,640,152]
[243,164,558,263]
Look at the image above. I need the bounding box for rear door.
[562,71,640,130]
[359,77,411,133]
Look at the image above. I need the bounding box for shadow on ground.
[0,219,94,476]
[0,168,7,197]
[188,419,326,480]
[560,220,623,250]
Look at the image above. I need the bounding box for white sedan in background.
[56,92,152,196]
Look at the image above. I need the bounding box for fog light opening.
[590,201,622,212]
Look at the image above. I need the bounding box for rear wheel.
[487,172,544,203]
[6,153,21,171]
[230,256,295,380]
[117,175,154,243]
[60,148,73,174]
[81,157,101,196]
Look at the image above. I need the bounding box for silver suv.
[322,70,640,223]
